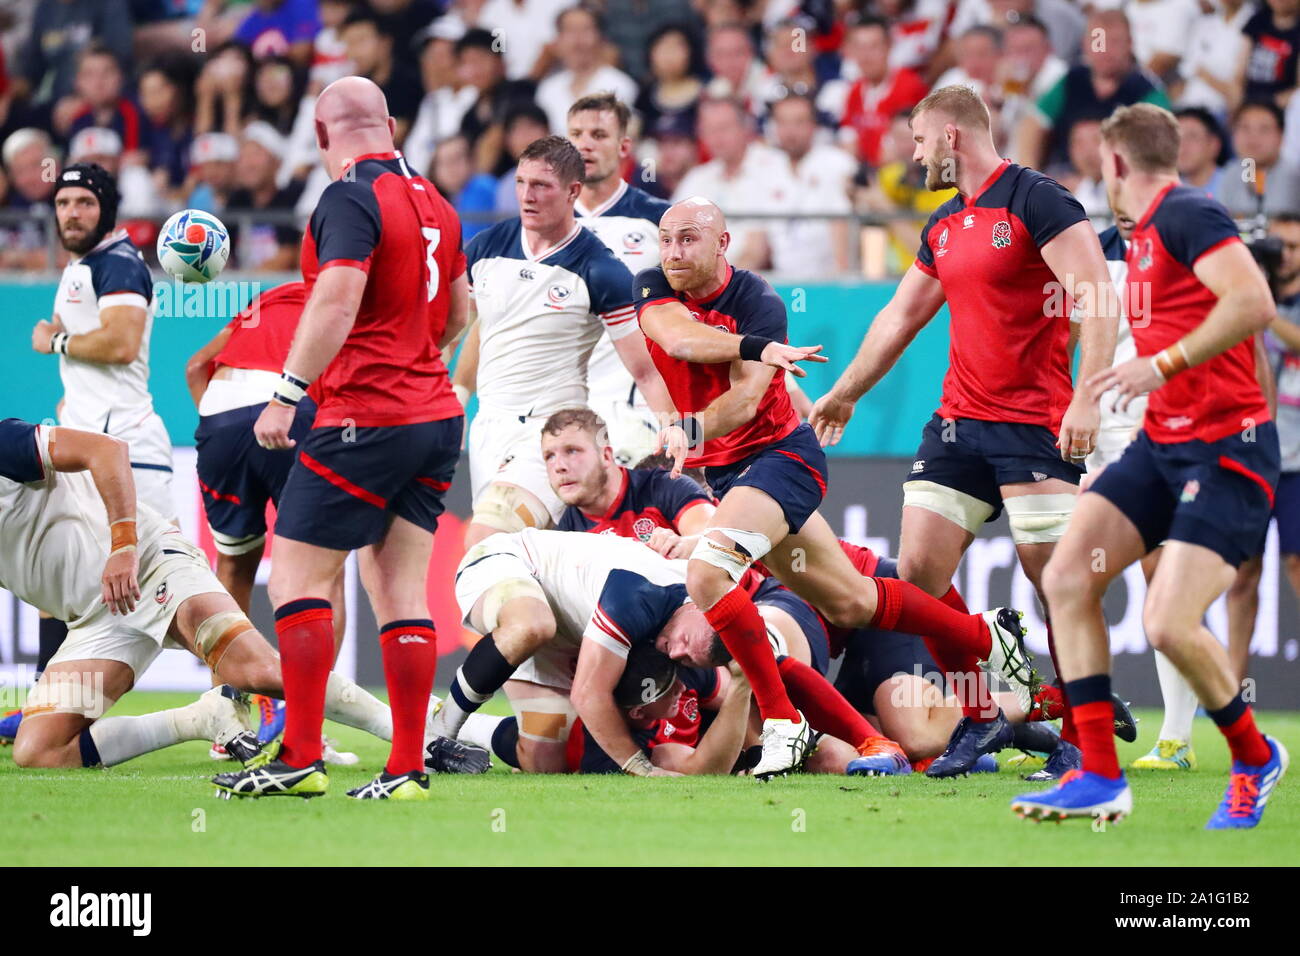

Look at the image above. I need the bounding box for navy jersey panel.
[1016,175,1088,248]
[0,418,44,483]
[632,264,676,308]
[1150,186,1240,269]
[706,423,828,531]
[274,418,463,550]
[194,399,316,540]
[605,185,671,224]
[752,576,831,675]
[310,176,383,267]
[596,568,688,648]
[1089,425,1279,567]
[915,194,965,271]
[632,267,787,340]
[468,217,634,308]
[85,235,153,298]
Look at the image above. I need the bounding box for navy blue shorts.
[908,413,1082,521]
[1090,425,1280,568]
[274,417,463,551]
[705,424,828,533]
[832,557,943,716]
[752,576,830,675]
[194,399,316,543]
[1274,472,1300,555]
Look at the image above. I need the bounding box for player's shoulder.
[84,233,151,296]
[557,226,633,282]
[466,217,523,264]
[998,163,1072,209]
[922,191,967,230]
[609,185,672,226]
[313,175,383,224]
[555,505,590,532]
[1152,184,1234,225]
[598,567,688,644]
[724,267,783,308]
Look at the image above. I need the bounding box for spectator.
[233,0,320,68]
[493,104,551,212]
[185,130,239,213]
[704,22,767,114]
[1015,9,1170,170]
[1056,118,1110,225]
[369,0,441,41]
[475,0,575,82]
[1175,0,1253,118]
[308,0,356,91]
[67,126,159,218]
[405,24,478,182]
[61,44,151,154]
[431,133,499,239]
[763,93,856,276]
[1126,0,1202,84]
[0,127,58,270]
[225,121,304,271]
[755,16,842,119]
[13,0,134,106]
[535,7,638,134]
[946,0,1084,66]
[194,42,254,137]
[838,16,929,167]
[873,0,959,76]
[1176,106,1229,195]
[246,55,304,137]
[340,10,423,144]
[634,24,705,138]
[1262,212,1300,614]
[642,114,699,199]
[138,58,195,196]
[601,0,699,84]
[932,25,1002,101]
[1243,0,1300,108]
[995,15,1067,153]
[1215,100,1300,217]
[455,28,538,173]
[672,96,791,269]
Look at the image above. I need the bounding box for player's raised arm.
[810,262,946,447]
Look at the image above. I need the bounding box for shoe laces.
[1157,739,1184,760]
[1225,772,1260,818]
[857,737,903,759]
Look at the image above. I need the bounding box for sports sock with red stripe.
[379,619,438,775]
[776,655,881,747]
[1208,692,1272,766]
[274,598,334,768]
[704,586,799,722]
[1064,674,1120,779]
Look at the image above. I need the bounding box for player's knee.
[821,590,874,631]
[1040,551,1096,607]
[11,727,64,768]
[685,557,731,607]
[1141,608,1185,654]
[514,737,568,774]
[894,553,949,598]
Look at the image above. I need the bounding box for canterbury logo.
[397,635,429,644]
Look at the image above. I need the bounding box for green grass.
[3,695,1298,866]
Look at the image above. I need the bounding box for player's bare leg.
[464,481,552,548]
[503,679,573,773]
[1225,553,1262,686]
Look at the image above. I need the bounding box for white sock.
[88,700,207,767]
[323,672,392,741]
[460,713,507,751]
[1154,650,1198,742]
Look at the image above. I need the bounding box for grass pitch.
[3,694,1298,867]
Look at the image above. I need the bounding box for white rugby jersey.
[576,181,670,408]
[53,230,158,433]
[1071,225,1144,430]
[467,219,638,416]
[0,420,176,624]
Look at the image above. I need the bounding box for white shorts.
[49,534,225,679]
[468,409,564,522]
[1086,423,1141,471]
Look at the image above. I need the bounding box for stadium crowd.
[3,0,1300,275]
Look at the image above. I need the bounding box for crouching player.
[0,419,402,775]
[1014,104,1288,827]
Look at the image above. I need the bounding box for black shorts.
[274,417,463,551]
[1090,425,1279,568]
[908,413,1082,521]
[752,576,830,675]
[706,424,828,533]
[194,399,316,544]
[831,557,943,715]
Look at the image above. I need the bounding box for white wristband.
[1149,356,1166,384]
[621,751,655,776]
[273,369,310,407]
[50,332,70,356]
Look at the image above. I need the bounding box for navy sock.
[78,728,101,768]
[491,716,520,769]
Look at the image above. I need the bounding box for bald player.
[216,77,469,801]
[632,196,1038,779]
[810,85,1121,777]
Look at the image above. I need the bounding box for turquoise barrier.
[0,278,952,456]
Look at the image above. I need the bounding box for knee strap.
[902,479,995,535]
[512,696,576,743]
[688,528,773,584]
[1004,493,1076,545]
[472,483,552,534]
[195,610,256,671]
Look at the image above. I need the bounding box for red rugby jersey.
[915,161,1088,431]
[632,265,799,467]
[300,151,466,427]
[214,281,306,373]
[555,466,711,539]
[1126,183,1268,444]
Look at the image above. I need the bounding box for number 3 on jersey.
[422,226,441,302]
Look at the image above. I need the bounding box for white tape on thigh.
[481,577,548,634]
[1003,493,1077,544]
[209,526,265,556]
[472,483,552,533]
[23,672,114,719]
[689,528,772,583]
[902,479,995,535]
[194,610,256,670]
[513,695,577,742]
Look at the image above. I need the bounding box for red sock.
[704,587,798,722]
[923,585,996,721]
[1030,683,1066,721]
[1074,700,1121,778]
[777,656,881,747]
[870,577,990,658]
[380,619,438,775]
[1046,620,1079,746]
[1215,707,1272,766]
[274,598,334,768]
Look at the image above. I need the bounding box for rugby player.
[0,418,399,774]
[218,77,468,801]
[451,135,678,549]
[567,92,671,466]
[27,163,174,695]
[632,194,1035,779]
[1013,103,1287,827]
[810,85,1121,776]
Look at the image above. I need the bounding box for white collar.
[576,178,628,218]
[520,222,582,261]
